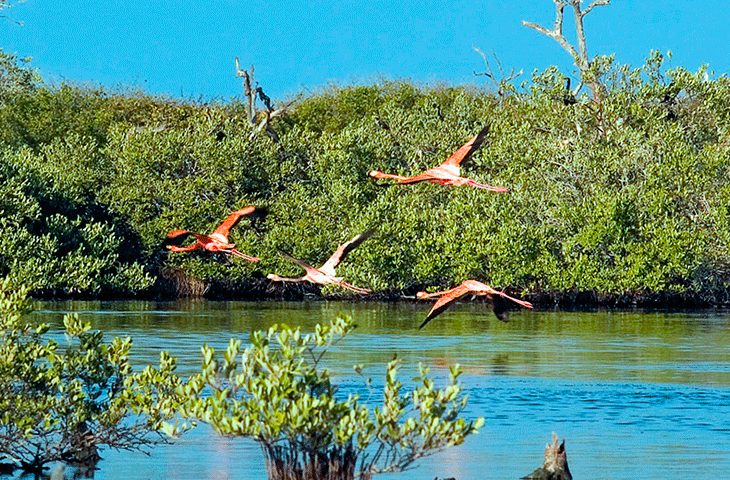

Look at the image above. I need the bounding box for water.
[25,301,730,479]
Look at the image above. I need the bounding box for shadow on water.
[24,300,730,480]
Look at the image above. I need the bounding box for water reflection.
[25,301,730,480]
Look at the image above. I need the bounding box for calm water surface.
[30,301,730,480]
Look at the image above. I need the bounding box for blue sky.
[0,1,727,101]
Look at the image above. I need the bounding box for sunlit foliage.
[0,279,182,473]
[176,315,482,480]
[2,47,730,304]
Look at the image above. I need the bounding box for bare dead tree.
[235,58,300,143]
[523,0,610,102]
[473,46,523,100]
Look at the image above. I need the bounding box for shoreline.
[27,275,729,310]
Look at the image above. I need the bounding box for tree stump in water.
[522,433,572,480]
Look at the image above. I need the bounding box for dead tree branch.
[235,58,256,123]
[522,1,610,78]
[573,0,610,70]
[473,46,523,99]
[235,58,299,142]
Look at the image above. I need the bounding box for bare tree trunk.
[522,0,610,100]
[235,58,256,124]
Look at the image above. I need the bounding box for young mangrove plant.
[177,315,483,480]
[0,278,182,474]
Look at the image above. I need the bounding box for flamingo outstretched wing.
[336,281,372,295]
[388,171,441,185]
[491,291,534,321]
[213,206,268,239]
[418,283,473,329]
[319,229,375,275]
[162,229,208,247]
[442,125,490,167]
[280,251,322,277]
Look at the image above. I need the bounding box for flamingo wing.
[320,229,375,274]
[389,171,442,185]
[337,281,372,295]
[212,206,268,239]
[442,125,490,167]
[162,230,201,247]
[491,295,512,322]
[418,283,474,329]
[280,251,322,276]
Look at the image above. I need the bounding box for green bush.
[176,315,482,480]
[1,49,729,303]
[0,279,181,472]
[0,147,152,295]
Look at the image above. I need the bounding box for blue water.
[25,301,730,479]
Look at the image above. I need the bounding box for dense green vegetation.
[2,48,730,305]
[176,315,481,480]
[0,279,180,472]
[0,276,481,478]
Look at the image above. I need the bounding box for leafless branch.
[473,47,497,79]
[582,0,610,17]
[522,1,582,68]
[522,0,610,73]
[235,57,255,123]
[0,0,26,25]
[473,47,522,98]
[571,1,610,70]
[235,58,300,143]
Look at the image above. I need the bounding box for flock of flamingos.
[162,125,534,327]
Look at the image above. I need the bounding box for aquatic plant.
[176,315,483,480]
[0,279,182,473]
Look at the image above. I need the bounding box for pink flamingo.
[417,280,532,328]
[369,126,508,192]
[267,230,374,294]
[163,206,266,262]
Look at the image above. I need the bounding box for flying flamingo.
[417,280,533,328]
[267,230,374,294]
[163,206,267,262]
[368,126,509,192]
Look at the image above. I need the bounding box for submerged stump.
[522,433,572,480]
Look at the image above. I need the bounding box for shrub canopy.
[1,49,729,304]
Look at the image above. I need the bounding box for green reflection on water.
[33,300,730,386]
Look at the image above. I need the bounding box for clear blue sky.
[0,1,727,101]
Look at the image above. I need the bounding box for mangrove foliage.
[176,315,482,480]
[0,278,181,473]
[1,49,730,305]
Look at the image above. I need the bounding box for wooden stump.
[522,433,572,480]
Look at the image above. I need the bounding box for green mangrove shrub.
[0,279,182,473]
[177,315,482,480]
[0,146,152,296]
[2,47,730,302]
